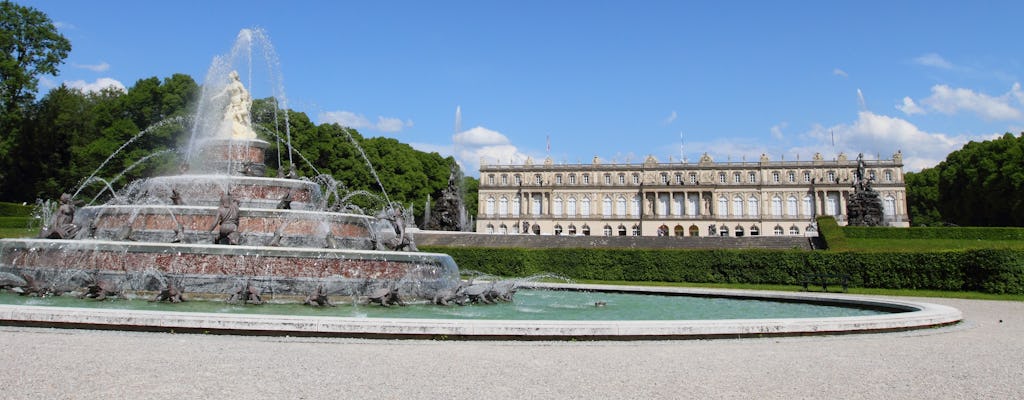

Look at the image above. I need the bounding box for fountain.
[0,29,962,340]
[0,28,461,305]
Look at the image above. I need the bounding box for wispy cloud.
[832,68,848,78]
[73,62,110,72]
[770,122,787,140]
[65,77,126,93]
[913,53,954,69]
[662,110,678,125]
[896,97,924,115]
[319,110,413,133]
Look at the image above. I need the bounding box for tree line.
[0,1,474,222]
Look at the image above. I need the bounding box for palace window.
[618,174,626,184]
[774,226,784,235]
[827,171,836,183]
[581,197,591,216]
[749,172,757,183]
[488,175,495,185]
[790,226,800,235]
[690,173,697,184]
[788,171,795,183]
[675,174,682,184]
[616,196,627,216]
[602,197,612,217]
[618,225,627,236]
[884,170,893,182]
[603,225,613,236]
[733,172,741,183]
[553,197,563,216]
[567,197,577,216]
[568,174,576,184]
[631,195,641,216]
[747,195,759,216]
[771,196,782,216]
[772,171,780,183]
[661,174,669,184]
[803,171,811,183]
[501,175,508,185]
[534,174,542,184]
[582,174,590,184]
[802,194,813,216]
[604,174,611,184]
[486,197,495,216]
[631,225,641,236]
[499,196,508,216]
[555,175,563,185]
[732,196,743,216]
[632,174,640,184]
[514,175,521,185]
[787,195,798,216]
[719,173,727,183]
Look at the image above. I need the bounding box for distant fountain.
[846,153,884,226]
[423,162,468,231]
[0,28,464,305]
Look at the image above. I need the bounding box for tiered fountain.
[0,33,459,303]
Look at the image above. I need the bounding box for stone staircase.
[414,231,817,251]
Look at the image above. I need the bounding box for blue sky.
[22,0,1024,174]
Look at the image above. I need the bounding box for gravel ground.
[0,297,1020,399]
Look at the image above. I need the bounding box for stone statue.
[42,193,80,239]
[423,163,467,231]
[210,193,241,245]
[217,70,256,139]
[847,153,884,226]
[381,206,417,251]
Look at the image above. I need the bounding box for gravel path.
[0,297,1020,399]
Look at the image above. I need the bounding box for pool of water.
[0,289,888,321]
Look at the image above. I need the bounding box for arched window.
[617,225,627,236]
[552,197,563,216]
[567,197,577,217]
[582,225,591,236]
[532,224,540,235]
[787,195,798,216]
[616,196,627,216]
[719,225,729,236]
[825,193,839,216]
[568,224,577,235]
[774,225,784,235]
[602,196,613,217]
[603,225,613,236]
[630,194,641,216]
[581,197,591,216]
[631,225,640,236]
[802,194,813,216]
[531,196,542,215]
[499,224,508,234]
[772,171,780,183]
[498,196,508,217]
[674,225,685,236]
[735,226,745,237]
[554,224,563,235]
[732,196,743,216]
[790,226,800,235]
[747,195,759,216]
[486,224,495,234]
[689,225,700,237]
[771,196,783,217]
[486,197,495,216]
[512,195,521,216]
[749,225,760,236]
[718,197,729,216]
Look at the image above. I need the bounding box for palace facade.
[476,151,909,237]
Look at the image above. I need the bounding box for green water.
[0,289,886,321]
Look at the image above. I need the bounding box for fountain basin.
[139,174,321,210]
[0,238,459,297]
[84,205,379,248]
[0,284,962,340]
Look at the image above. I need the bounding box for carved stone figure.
[381,206,416,252]
[227,280,264,304]
[42,193,80,239]
[151,281,185,303]
[217,70,256,139]
[303,284,335,307]
[210,193,241,245]
[423,164,467,231]
[77,277,121,301]
[366,281,405,307]
[847,154,884,226]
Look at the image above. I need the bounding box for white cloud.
[896,96,924,115]
[914,53,954,69]
[319,110,413,133]
[770,122,787,140]
[918,84,1022,120]
[65,77,126,93]
[663,110,678,125]
[832,68,848,78]
[452,126,531,175]
[73,62,110,72]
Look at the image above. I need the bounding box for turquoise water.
[0,289,887,321]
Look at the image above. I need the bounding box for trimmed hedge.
[0,216,32,229]
[0,202,33,217]
[420,246,1024,294]
[843,225,1024,241]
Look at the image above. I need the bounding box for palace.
[475,151,909,237]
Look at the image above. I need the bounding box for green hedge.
[815,216,847,250]
[420,246,1024,294]
[0,202,33,217]
[0,216,32,229]
[843,225,1024,241]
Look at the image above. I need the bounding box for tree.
[904,167,941,226]
[935,133,1024,226]
[0,1,71,192]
